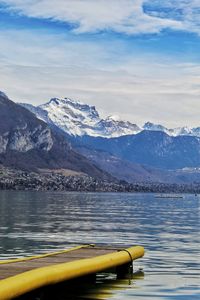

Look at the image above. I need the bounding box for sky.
[0,0,200,127]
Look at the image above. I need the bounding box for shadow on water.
[16,271,145,300]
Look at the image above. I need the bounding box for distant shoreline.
[0,167,200,194]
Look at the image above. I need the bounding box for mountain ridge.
[18,95,200,182]
[20,96,200,138]
[2,92,200,184]
[0,92,114,181]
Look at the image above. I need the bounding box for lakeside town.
[1,166,200,194]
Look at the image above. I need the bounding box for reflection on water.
[28,271,145,300]
[0,191,199,299]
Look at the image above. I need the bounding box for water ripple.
[0,191,199,299]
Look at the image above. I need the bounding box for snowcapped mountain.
[20,97,141,138]
[20,97,200,138]
[97,116,140,137]
[143,122,168,133]
[143,122,200,138]
[0,92,114,180]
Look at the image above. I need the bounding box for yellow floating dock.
[0,244,145,300]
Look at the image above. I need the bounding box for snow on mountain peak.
[143,122,168,132]
[106,115,121,122]
[37,97,101,136]
[43,97,99,120]
[172,126,192,136]
[20,96,142,138]
[143,122,200,138]
[20,97,200,139]
[48,97,84,106]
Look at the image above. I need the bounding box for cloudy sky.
[0,0,200,127]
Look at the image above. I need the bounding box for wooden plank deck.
[0,245,145,300]
[0,245,121,280]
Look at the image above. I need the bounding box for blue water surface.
[0,191,199,299]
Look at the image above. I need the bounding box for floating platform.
[0,244,145,300]
[155,194,183,198]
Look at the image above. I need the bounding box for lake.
[0,191,199,299]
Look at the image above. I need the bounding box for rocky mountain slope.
[0,92,113,181]
[77,131,200,170]
[75,145,200,183]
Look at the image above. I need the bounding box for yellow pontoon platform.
[0,244,145,300]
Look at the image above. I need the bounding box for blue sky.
[0,0,200,127]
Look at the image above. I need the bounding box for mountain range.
[0,92,112,181]
[19,96,200,184]
[1,91,200,185]
[20,97,200,138]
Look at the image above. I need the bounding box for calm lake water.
[0,191,199,299]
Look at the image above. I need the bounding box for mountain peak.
[48,97,83,106]
[44,97,99,117]
[20,96,200,139]
[144,121,154,128]
[106,115,121,122]
[143,122,167,131]
[22,96,141,137]
[64,97,84,105]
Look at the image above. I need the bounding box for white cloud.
[9,79,200,128]
[144,0,200,35]
[0,29,199,128]
[0,0,190,35]
[2,62,200,127]
[0,1,199,127]
[0,28,116,68]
